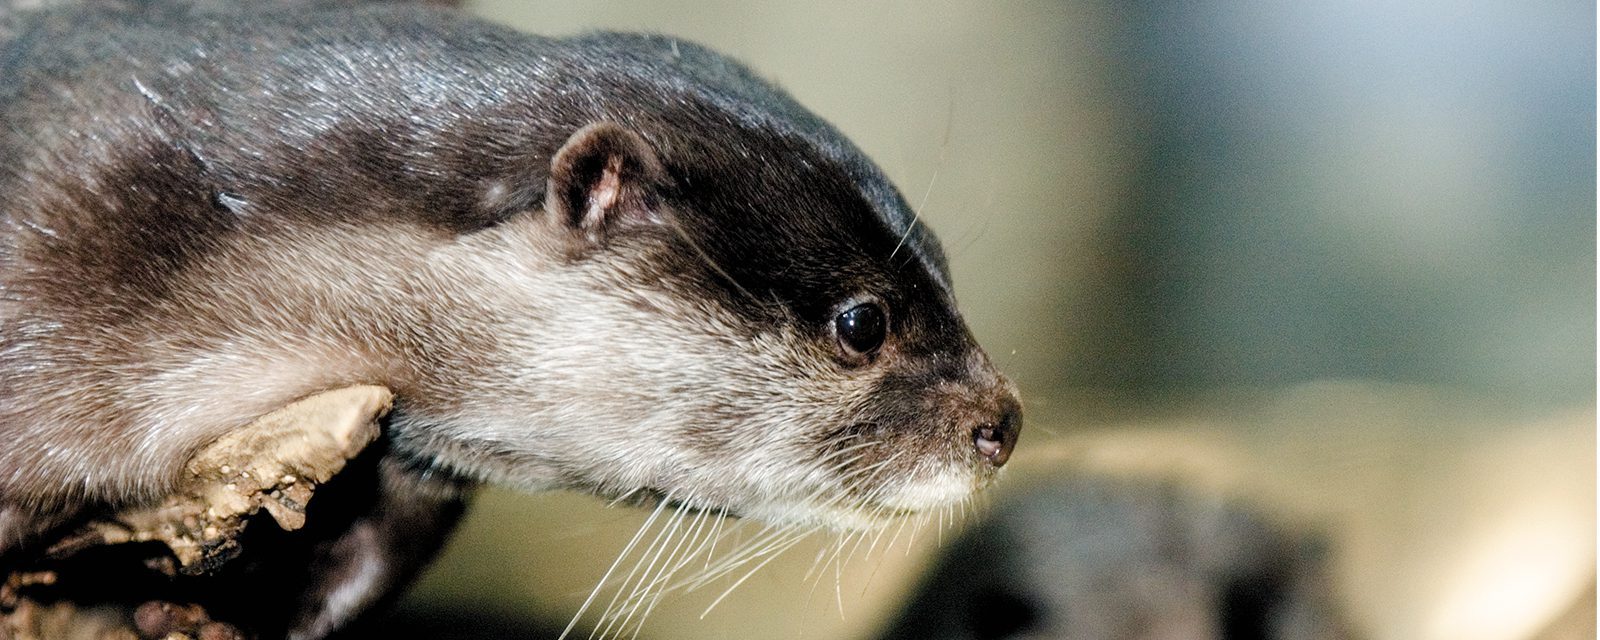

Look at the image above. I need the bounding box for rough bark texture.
[1,386,392,640]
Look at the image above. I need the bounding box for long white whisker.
[559,498,670,640]
[615,502,706,639]
[624,503,721,637]
[606,486,644,508]
[702,507,729,572]
[592,500,683,639]
[889,99,954,263]
[680,521,799,591]
[699,527,815,619]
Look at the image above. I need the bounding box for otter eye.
[834,302,887,357]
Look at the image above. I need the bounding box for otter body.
[0,1,1018,636]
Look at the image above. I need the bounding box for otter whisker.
[698,525,815,619]
[838,514,881,569]
[802,537,838,586]
[833,530,855,618]
[609,518,689,638]
[856,514,906,598]
[590,501,678,639]
[679,520,799,592]
[889,98,954,265]
[811,438,881,469]
[677,521,777,591]
[605,486,645,508]
[701,507,730,572]
[623,501,719,638]
[560,498,670,640]
[596,500,688,639]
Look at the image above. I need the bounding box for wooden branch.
[1,386,392,640]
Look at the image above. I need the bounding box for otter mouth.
[611,481,969,533]
[735,480,986,533]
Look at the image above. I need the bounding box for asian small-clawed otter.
[0,1,1020,636]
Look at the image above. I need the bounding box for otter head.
[390,117,1019,531]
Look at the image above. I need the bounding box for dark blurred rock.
[879,475,1356,640]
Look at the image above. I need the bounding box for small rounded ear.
[546,122,667,243]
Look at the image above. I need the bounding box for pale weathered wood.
[1,386,392,640]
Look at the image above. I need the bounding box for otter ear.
[546,122,666,243]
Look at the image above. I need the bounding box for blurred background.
[394,1,1596,639]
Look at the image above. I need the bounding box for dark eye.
[834,302,887,357]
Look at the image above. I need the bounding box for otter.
[0,0,1020,636]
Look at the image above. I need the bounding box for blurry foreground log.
[1,386,392,640]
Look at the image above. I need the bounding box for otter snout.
[973,395,1022,467]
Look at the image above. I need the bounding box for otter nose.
[972,399,1021,467]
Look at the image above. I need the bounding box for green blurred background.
[395,2,1596,639]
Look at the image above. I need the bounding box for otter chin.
[0,1,1020,637]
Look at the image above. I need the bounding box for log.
[1,386,392,640]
